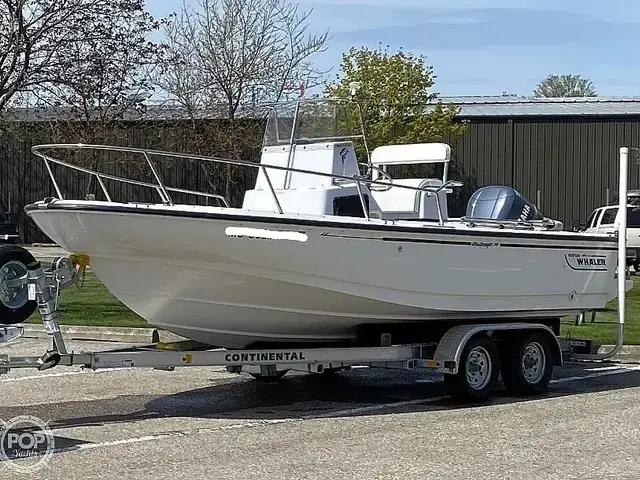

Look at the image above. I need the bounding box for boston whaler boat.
[0,92,634,402]
[6,95,624,352]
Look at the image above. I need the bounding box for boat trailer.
[0,147,633,401]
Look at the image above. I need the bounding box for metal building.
[437,96,640,229]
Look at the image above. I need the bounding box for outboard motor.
[466,186,543,221]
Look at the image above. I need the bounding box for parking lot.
[1,338,640,479]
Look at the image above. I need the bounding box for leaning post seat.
[368,143,452,221]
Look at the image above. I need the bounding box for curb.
[22,324,159,344]
[596,345,640,363]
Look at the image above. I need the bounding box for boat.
[19,97,625,349]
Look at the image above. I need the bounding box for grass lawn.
[559,276,640,345]
[26,267,640,345]
[28,268,147,328]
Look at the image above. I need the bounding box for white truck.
[583,200,640,271]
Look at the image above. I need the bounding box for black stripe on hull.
[25,202,618,251]
[322,233,618,251]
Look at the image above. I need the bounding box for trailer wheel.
[500,331,554,396]
[0,245,38,325]
[444,335,499,402]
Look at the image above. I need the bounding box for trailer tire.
[500,331,554,396]
[444,335,499,402]
[0,245,38,325]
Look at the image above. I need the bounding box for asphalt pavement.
[2,338,640,479]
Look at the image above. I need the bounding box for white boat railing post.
[261,165,284,214]
[433,192,444,225]
[143,151,173,206]
[574,146,628,361]
[43,158,64,199]
[95,175,112,202]
[354,179,370,220]
[283,101,302,190]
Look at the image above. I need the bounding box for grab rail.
[31,143,462,225]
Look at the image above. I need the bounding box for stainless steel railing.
[31,143,462,225]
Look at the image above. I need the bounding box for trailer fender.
[433,323,563,374]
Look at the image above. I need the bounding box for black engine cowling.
[466,186,543,222]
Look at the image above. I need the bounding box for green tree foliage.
[324,46,467,155]
[533,74,597,97]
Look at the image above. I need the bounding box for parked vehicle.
[583,203,640,270]
[0,211,19,244]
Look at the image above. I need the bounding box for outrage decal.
[564,253,608,271]
[470,241,501,249]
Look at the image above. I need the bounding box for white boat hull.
[26,201,620,348]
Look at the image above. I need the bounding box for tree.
[28,1,169,197]
[324,45,467,154]
[154,0,330,120]
[31,0,168,140]
[324,45,472,216]
[533,74,597,98]
[0,0,171,199]
[0,0,161,114]
[152,0,329,202]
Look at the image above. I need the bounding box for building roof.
[431,95,640,117]
[4,95,640,122]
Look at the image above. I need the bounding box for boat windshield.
[262,98,366,148]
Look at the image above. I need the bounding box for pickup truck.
[583,203,640,271]
[0,212,19,244]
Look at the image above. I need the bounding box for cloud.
[332,8,638,50]
[144,0,640,96]
[297,0,547,8]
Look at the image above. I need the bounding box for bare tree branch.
[28,1,168,130]
[154,0,330,120]
[0,0,145,113]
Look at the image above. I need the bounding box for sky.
[146,0,640,97]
